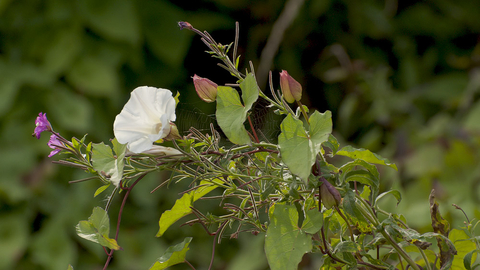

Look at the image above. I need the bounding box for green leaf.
[333,241,359,253]
[67,265,74,270]
[464,250,477,270]
[265,204,312,270]
[92,138,126,186]
[375,190,402,206]
[94,184,111,197]
[216,73,258,144]
[75,207,120,250]
[302,208,323,234]
[324,134,340,155]
[343,170,379,193]
[450,229,476,270]
[342,189,367,223]
[336,145,397,170]
[149,237,192,270]
[278,111,332,182]
[156,180,220,237]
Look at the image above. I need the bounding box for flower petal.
[113,86,176,153]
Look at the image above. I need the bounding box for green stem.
[418,247,432,270]
[334,206,355,241]
[297,101,309,124]
[355,202,420,270]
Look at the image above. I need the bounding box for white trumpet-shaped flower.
[114,86,176,153]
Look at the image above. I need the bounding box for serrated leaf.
[265,204,312,270]
[216,73,258,144]
[278,111,332,182]
[156,180,219,237]
[149,237,192,270]
[75,207,120,250]
[336,145,397,170]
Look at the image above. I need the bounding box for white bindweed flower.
[114,86,176,153]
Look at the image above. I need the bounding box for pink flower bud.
[192,74,218,103]
[279,70,302,103]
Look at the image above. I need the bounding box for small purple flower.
[47,134,63,157]
[33,112,52,139]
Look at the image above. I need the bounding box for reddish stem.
[103,174,147,270]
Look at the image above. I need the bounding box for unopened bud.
[192,74,218,103]
[178,21,193,30]
[320,178,341,209]
[164,122,181,141]
[279,70,302,103]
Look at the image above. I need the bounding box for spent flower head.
[279,70,302,103]
[113,86,176,153]
[33,112,52,139]
[192,74,218,103]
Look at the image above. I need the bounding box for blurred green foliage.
[1,0,480,269]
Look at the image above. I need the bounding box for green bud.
[279,70,302,103]
[320,178,342,209]
[192,74,218,103]
[164,122,181,141]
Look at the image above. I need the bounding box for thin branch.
[208,221,228,270]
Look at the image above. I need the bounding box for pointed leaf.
[278,111,332,182]
[75,207,120,250]
[375,190,402,206]
[336,145,397,170]
[94,184,111,197]
[156,180,219,237]
[149,237,192,270]
[265,204,312,270]
[216,73,258,144]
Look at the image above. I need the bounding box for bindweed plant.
[33,22,479,270]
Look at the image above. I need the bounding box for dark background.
[1,0,480,269]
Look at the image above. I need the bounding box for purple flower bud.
[192,74,218,103]
[178,21,193,30]
[47,134,63,157]
[279,70,302,103]
[320,178,342,209]
[33,112,52,139]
